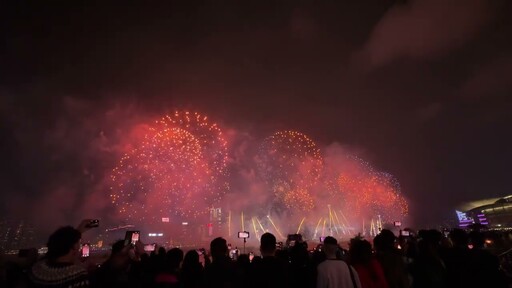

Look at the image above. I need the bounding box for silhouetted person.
[440,229,470,288]
[250,232,290,288]
[204,237,235,288]
[91,240,132,288]
[349,238,388,288]
[463,231,507,288]
[289,242,313,288]
[409,230,446,288]
[181,250,204,288]
[374,230,410,288]
[154,248,183,288]
[234,254,251,288]
[29,226,89,287]
[3,247,38,287]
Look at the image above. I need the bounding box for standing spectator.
[316,236,361,288]
[374,230,410,288]
[409,230,447,288]
[234,254,251,288]
[463,231,507,288]
[204,237,235,288]
[29,226,89,287]
[349,238,388,288]
[250,232,290,288]
[181,250,204,288]
[90,240,133,287]
[289,242,314,288]
[441,229,470,287]
[154,248,183,288]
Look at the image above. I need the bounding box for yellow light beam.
[313,217,323,240]
[322,219,327,237]
[328,205,333,233]
[296,217,306,234]
[256,218,266,233]
[339,210,352,233]
[252,217,260,241]
[340,211,351,230]
[267,215,285,239]
[241,211,245,231]
[333,211,345,235]
[328,205,338,235]
[228,211,232,237]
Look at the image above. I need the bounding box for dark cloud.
[460,57,512,100]
[356,0,492,69]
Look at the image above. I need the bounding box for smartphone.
[238,231,249,239]
[125,231,140,245]
[86,219,100,228]
[82,243,90,257]
[144,243,156,252]
[249,252,254,262]
[400,230,410,237]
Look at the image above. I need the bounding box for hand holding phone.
[77,219,99,233]
[125,231,141,246]
[144,244,156,252]
[86,219,100,228]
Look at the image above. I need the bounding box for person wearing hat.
[317,236,361,288]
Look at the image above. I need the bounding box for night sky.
[1,0,512,231]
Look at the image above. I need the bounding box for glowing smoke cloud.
[109,114,407,237]
[257,131,323,214]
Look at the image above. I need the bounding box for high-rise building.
[0,220,37,250]
[209,207,223,236]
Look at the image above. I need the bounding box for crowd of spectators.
[1,219,511,288]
